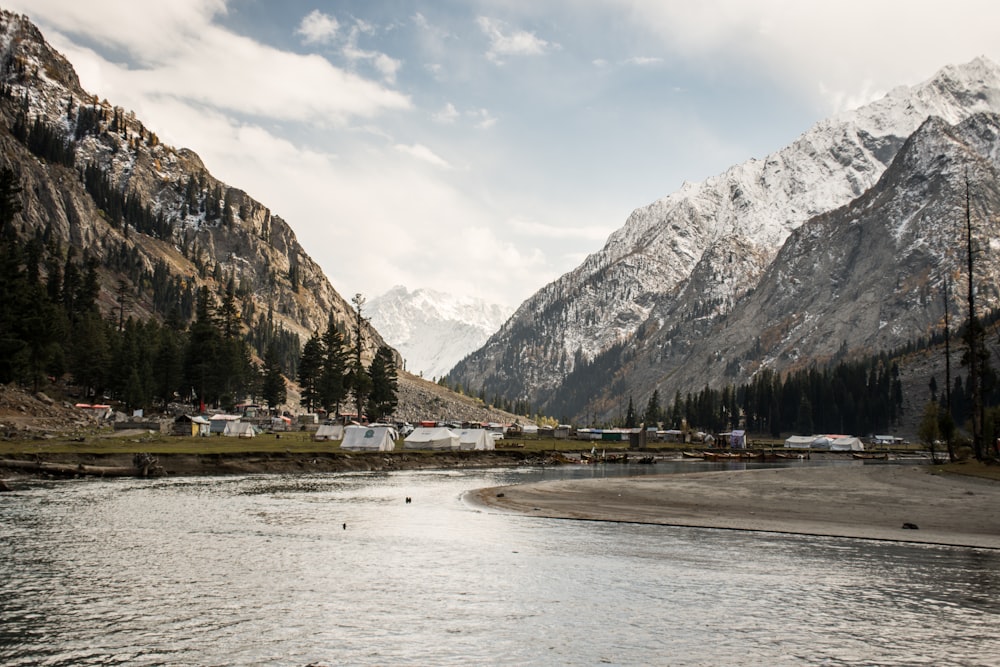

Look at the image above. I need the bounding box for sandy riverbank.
[470,464,1000,549]
[0,450,545,480]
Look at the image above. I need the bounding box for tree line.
[0,161,402,418]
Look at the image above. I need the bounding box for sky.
[9,0,1000,309]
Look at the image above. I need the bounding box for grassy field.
[5,429,999,484]
[0,430,697,456]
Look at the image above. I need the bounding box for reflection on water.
[1,463,999,666]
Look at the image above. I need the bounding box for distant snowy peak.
[603,56,1000,269]
[368,286,511,379]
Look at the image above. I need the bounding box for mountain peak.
[450,57,1000,421]
[369,287,511,379]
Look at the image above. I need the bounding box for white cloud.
[296,10,339,45]
[509,218,612,241]
[469,108,497,129]
[27,4,410,126]
[434,102,459,124]
[617,0,1000,112]
[476,16,555,64]
[7,0,226,62]
[623,56,662,66]
[394,143,451,169]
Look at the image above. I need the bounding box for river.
[1,461,999,666]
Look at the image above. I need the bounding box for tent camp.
[830,436,865,451]
[784,435,816,448]
[340,425,396,451]
[404,427,460,450]
[455,429,495,451]
[223,421,256,438]
[313,423,344,441]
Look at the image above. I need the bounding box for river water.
[1,461,999,666]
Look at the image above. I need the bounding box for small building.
[173,414,211,437]
[729,430,747,449]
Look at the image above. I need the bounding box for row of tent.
[783,435,865,451]
[316,424,496,451]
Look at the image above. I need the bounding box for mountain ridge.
[450,56,1000,424]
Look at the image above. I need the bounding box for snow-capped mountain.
[368,286,511,380]
[449,56,1000,421]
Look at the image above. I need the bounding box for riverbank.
[470,464,1000,549]
[0,450,548,481]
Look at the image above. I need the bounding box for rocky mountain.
[450,57,1000,423]
[368,286,510,381]
[568,112,1000,420]
[0,11,390,366]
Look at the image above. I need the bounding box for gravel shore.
[470,464,1000,549]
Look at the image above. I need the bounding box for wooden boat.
[681,451,704,459]
[852,452,889,460]
[702,451,740,461]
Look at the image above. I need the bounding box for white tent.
[210,414,241,434]
[313,423,344,441]
[404,427,460,450]
[784,435,815,448]
[340,425,395,451]
[810,436,833,450]
[223,421,256,438]
[455,429,495,451]
[830,436,865,451]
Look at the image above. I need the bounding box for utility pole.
[943,274,955,461]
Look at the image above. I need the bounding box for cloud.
[394,143,451,169]
[623,56,662,66]
[476,16,556,64]
[509,218,612,241]
[296,10,339,45]
[616,0,1000,112]
[32,6,410,126]
[469,108,497,129]
[434,102,459,124]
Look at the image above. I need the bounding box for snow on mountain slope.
[450,56,1000,408]
[368,286,511,380]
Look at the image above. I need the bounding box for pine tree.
[349,293,370,419]
[624,396,637,428]
[643,389,661,425]
[261,341,286,410]
[298,332,323,412]
[367,345,398,421]
[184,286,223,409]
[318,314,348,416]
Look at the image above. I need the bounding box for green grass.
[0,431,699,456]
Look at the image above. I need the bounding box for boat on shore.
[702,451,741,461]
[852,452,890,460]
